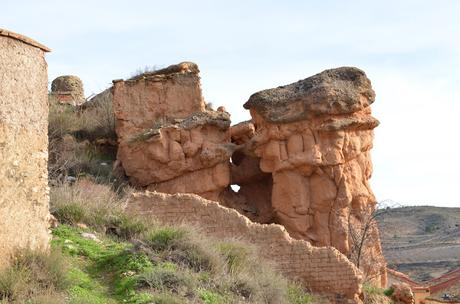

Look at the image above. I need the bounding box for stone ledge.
[0,28,51,52]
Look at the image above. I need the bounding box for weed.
[149,292,184,304]
[143,227,186,252]
[138,267,191,293]
[287,284,317,304]
[52,202,86,225]
[217,242,250,273]
[0,250,69,303]
[383,287,394,297]
[198,289,224,304]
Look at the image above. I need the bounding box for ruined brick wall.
[0,29,50,269]
[126,191,363,302]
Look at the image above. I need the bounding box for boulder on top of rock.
[244,67,375,123]
[51,75,85,105]
[242,66,386,287]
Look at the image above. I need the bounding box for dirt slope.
[377,206,460,282]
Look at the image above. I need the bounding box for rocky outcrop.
[243,67,386,286]
[0,29,51,269]
[113,62,233,200]
[51,75,85,105]
[113,63,387,288]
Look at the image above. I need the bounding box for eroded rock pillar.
[244,67,387,286]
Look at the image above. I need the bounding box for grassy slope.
[0,98,390,303]
[1,183,320,304]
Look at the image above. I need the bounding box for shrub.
[52,202,86,225]
[50,180,136,230]
[217,242,250,273]
[229,275,256,300]
[143,228,186,252]
[383,287,394,297]
[198,289,224,304]
[105,213,148,240]
[138,267,192,293]
[362,283,392,304]
[149,292,184,304]
[143,227,222,273]
[287,284,317,304]
[0,250,69,302]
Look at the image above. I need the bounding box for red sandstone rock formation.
[113,62,233,201]
[243,67,386,286]
[113,63,387,288]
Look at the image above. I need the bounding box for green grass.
[287,284,318,304]
[0,181,318,303]
[362,283,394,304]
[1,223,317,304]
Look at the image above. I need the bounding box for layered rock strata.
[113,63,387,288]
[243,67,386,285]
[113,62,232,200]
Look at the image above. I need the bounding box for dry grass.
[47,179,317,303]
[48,93,115,142]
[50,180,145,239]
[48,94,117,183]
[0,250,69,303]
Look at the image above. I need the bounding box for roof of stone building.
[244,66,375,123]
[0,28,51,52]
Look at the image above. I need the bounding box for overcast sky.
[2,0,459,207]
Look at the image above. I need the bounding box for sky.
[2,0,460,207]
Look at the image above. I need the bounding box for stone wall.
[0,29,51,269]
[126,191,363,303]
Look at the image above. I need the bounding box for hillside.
[377,206,460,282]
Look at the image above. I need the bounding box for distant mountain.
[377,206,460,282]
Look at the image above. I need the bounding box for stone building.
[50,75,85,105]
[0,29,51,268]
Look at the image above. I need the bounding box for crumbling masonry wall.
[0,29,51,268]
[126,191,363,302]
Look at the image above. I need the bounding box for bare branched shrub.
[347,201,400,283]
